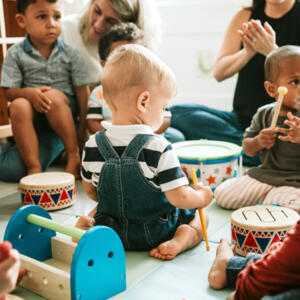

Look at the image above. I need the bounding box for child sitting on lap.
[215,45,300,213]
[0,0,90,178]
[78,44,213,260]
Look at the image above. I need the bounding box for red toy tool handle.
[0,241,13,300]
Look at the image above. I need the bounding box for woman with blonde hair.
[61,0,160,88]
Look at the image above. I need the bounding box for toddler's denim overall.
[94,130,195,250]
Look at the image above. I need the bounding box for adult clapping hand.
[238,19,277,57]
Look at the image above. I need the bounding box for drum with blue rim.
[173,140,243,190]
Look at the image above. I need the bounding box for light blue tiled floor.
[0,168,233,300]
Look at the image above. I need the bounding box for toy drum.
[231,205,299,256]
[19,172,76,211]
[173,140,243,190]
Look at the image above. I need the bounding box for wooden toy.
[270,86,288,129]
[191,169,210,251]
[19,172,76,211]
[174,140,243,191]
[231,205,299,256]
[4,205,126,300]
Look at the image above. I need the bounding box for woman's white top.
[61,14,102,86]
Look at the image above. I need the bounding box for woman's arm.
[213,8,254,82]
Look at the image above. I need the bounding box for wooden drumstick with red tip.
[270,86,288,129]
[191,169,210,251]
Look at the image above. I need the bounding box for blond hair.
[101,44,176,103]
[79,0,160,50]
[265,45,300,82]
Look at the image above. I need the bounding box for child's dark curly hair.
[99,22,146,62]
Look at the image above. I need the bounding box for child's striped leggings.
[214,175,300,213]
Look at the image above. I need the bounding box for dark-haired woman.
[170,0,300,166]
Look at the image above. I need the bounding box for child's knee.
[9,98,33,120]
[44,89,69,107]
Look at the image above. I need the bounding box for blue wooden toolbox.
[4,205,126,300]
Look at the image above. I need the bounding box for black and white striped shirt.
[81,121,188,192]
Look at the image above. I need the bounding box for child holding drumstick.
[78,44,213,260]
[215,45,300,213]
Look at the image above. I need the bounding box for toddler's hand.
[25,86,52,113]
[276,112,300,144]
[72,216,95,243]
[257,127,277,149]
[195,182,213,206]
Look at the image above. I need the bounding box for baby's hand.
[25,86,52,113]
[257,128,277,149]
[194,182,213,206]
[72,216,95,243]
[276,112,300,144]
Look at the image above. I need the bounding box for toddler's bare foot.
[65,152,80,179]
[27,167,42,175]
[208,238,234,290]
[149,224,199,260]
[72,216,95,243]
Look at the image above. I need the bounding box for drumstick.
[191,169,210,251]
[270,86,288,129]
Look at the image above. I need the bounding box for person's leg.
[9,98,41,174]
[44,89,80,178]
[262,289,300,300]
[226,252,262,289]
[0,144,27,182]
[263,186,300,213]
[170,104,243,143]
[214,175,272,209]
[163,126,186,143]
[149,210,208,260]
[0,129,64,182]
[208,238,262,290]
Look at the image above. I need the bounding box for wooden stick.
[270,86,288,129]
[27,214,86,241]
[191,169,210,251]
